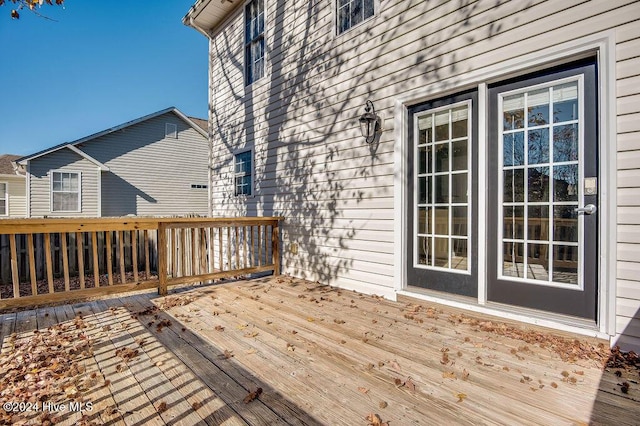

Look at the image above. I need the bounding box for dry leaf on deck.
[215,325,225,331]
[244,331,259,338]
[462,369,470,381]
[365,413,388,426]
[443,371,457,379]
[157,401,168,413]
[243,387,263,403]
[456,392,467,403]
[358,386,369,394]
[404,377,417,391]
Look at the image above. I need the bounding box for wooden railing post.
[272,221,280,276]
[9,234,20,298]
[158,222,168,296]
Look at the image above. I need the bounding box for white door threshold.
[398,287,611,341]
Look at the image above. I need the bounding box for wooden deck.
[1,276,638,425]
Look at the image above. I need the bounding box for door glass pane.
[418,146,427,174]
[552,245,578,284]
[418,237,431,265]
[503,94,524,130]
[503,169,525,202]
[435,111,449,141]
[527,89,550,126]
[418,207,429,234]
[413,103,470,273]
[553,206,578,242]
[528,167,549,202]
[434,238,449,267]
[435,175,449,203]
[452,206,467,236]
[452,139,468,170]
[451,239,468,270]
[553,82,578,122]
[553,124,578,162]
[528,206,549,241]
[503,206,524,239]
[527,243,549,281]
[503,242,524,278]
[452,106,468,138]
[499,77,583,287]
[434,207,449,235]
[528,128,549,164]
[553,165,578,201]
[451,173,467,203]
[435,143,449,172]
[503,132,524,166]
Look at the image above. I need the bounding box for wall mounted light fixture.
[359,100,381,144]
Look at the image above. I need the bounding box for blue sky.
[0,1,208,157]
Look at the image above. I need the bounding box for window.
[414,102,471,272]
[165,123,177,138]
[0,183,7,216]
[245,0,265,86]
[337,0,374,34]
[51,171,80,212]
[234,151,252,196]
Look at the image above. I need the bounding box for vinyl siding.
[79,112,208,217]
[205,0,640,345]
[28,149,99,217]
[0,176,26,218]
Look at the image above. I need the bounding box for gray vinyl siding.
[28,149,99,217]
[79,112,208,217]
[206,1,640,346]
[6,176,26,217]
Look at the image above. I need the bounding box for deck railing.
[0,217,282,309]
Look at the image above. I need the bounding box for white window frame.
[50,170,82,213]
[0,182,8,216]
[496,75,585,291]
[165,123,178,138]
[335,0,377,36]
[413,100,472,275]
[244,0,266,86]
[234,150,254,197]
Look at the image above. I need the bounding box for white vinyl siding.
[51,171,81,212]
[205,0,640,346]
[28,150,98,218]
[0,182,6,216]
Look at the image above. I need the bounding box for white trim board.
[393,31,616,337]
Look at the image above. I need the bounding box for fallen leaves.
[115,346,140,362]
[456,392,467,403]
[243,387,263,403]
[365,413,389,426]
[358,386,369,394]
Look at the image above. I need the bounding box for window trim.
[334,0,377,36]
[244,0,266,87]
[233,149,254,197]
[0,181,8,216]
[50,170,82,213]
[165,123,178,139]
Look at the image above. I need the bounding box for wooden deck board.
[1,276,639,425]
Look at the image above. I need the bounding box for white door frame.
[393,31,617,338]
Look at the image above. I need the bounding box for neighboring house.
[183,1,640,350]
[17,107,209,218]
[0,154,27,218]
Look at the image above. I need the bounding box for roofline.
[18,107,207,165]
[66,145,110,171]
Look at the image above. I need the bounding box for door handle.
[575,204,597,215]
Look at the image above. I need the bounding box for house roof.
[17,107,207,165]
[183,0,238,35]
[188,116,208,133]
[0,154,24,176]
